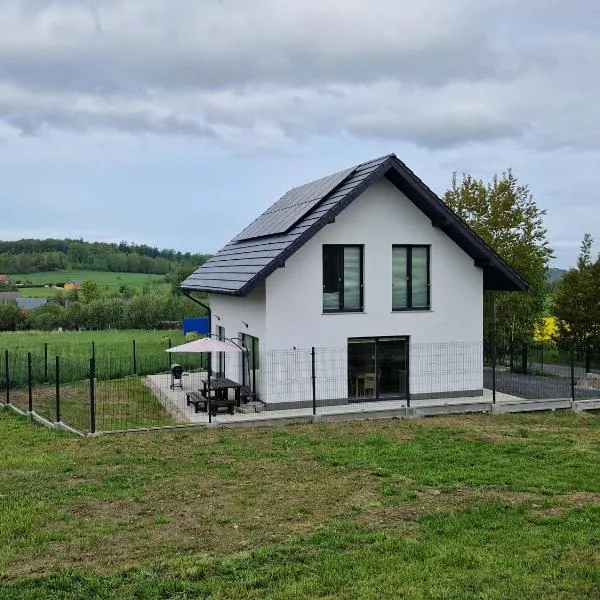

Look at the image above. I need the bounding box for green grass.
[0,329,187,362]
[0,329,205,387]
[11,270,169,292]
[7,376,176,433]
[0,411,598,598]
[17,287,63,298]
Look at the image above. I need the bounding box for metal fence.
[1,340,599,435]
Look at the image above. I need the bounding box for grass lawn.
[17,287,63,298]
[7,376,176,433]
[11,270,169,292]
[0,329,202,388]
[0,329,188,363]
[0,411,598,598]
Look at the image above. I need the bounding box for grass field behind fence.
[0,329,187,361]
[0,329,207,389]
[0,411,598,598]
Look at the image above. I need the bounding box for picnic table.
[186,377,251,416]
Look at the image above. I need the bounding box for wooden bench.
[208,397,236,416]
[186,391,208,413]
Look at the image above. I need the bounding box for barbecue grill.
[170,363,184,389]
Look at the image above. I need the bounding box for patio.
[145,371,526,427]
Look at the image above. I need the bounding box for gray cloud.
[0,0,598,152]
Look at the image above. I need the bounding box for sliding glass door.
[348,337,408,400]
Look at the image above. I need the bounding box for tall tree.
[444,170,553,343]
[552,234,600,350]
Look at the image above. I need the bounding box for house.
[182,154,528,408]
[16,297,48,310]
[0,291,21,302]
[0,275,9,283]
[63,280,82,290]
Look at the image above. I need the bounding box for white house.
[182,154,527,408]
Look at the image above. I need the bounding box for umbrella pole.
[207,352,211,423]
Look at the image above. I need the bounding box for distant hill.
[0,238,210,277]
[548,267,567,284]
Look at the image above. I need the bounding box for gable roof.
[16,297,47,310]
[182,154,529,296]
[0,291,21,301]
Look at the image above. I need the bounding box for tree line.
[0,289,206,332]
[0,238,211,276]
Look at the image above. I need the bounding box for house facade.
[183,154,527,407]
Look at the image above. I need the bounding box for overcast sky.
[0,0,598,268]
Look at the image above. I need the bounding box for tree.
[552,234,600,351]
[79,280,102,304]
[170,267,196,296]
[0,301,24,331]
[444,170,553,343]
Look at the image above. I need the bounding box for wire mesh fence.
[2,340,599,435]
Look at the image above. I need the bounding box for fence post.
[167,338,172,371]
[311,347,316,415]
[27,352,33,413]
[570,346,576,406]
[44,342,48,381]
[132,339,137,375]
[492,339,497,404]
[90,357,96,434]
[55,355,60,423]
[92,341,96,362]
[4,349,9,405]
[541,342,544,373]
[509,338,514,372]
[521,342,528,375]
[585,348,591,374]
[252,337,257,398]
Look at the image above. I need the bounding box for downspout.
[183,290,212,382]
[182,290,211,335]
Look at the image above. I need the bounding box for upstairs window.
[323,245,364,312]
[392,245,430,310]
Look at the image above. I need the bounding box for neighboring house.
[182,154,528,407]
[0,291,22,302]
[0,275,9,282]
[16,297,48,310]
[63,280,82,290]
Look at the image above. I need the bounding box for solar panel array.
[233,165,356,241]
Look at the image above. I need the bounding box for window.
[392,245,430,310]
[323,245,364,312]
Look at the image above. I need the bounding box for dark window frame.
[392,245,431,311]
[322,244,364,313]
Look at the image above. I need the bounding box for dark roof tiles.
[182,154,528,295]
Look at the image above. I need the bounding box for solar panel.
[234,165,356,241]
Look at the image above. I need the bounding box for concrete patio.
[143,371,573,429]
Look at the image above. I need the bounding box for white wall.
[259,177,483,403]
[209,283,266,393]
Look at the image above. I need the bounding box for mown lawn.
[7,376,176,433]
[0,411,599,598]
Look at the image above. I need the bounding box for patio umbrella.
[166,337,245,354]
[165,337,245,391]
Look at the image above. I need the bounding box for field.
[0,411,599,598]
[0,329,187,363]
[11,270,169,293]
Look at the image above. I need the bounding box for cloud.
[0,0,598,152]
